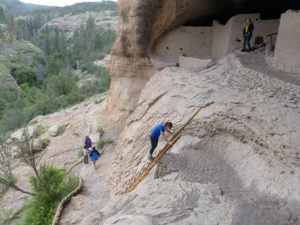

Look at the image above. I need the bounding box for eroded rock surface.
[108,53,300,224]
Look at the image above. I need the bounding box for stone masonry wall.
[274,10,300,73]
[152,14,279,61]
[152,26,212,61]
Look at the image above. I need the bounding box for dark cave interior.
[184,0,300,26]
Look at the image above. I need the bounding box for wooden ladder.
[117,101,214,196]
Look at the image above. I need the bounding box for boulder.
[10,127,34,142]
[32,138,44,153]
[49,125,59,137]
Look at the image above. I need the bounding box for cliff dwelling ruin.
[108,0,300,119]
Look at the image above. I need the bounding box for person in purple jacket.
[84,136,93,150]
[148,121,174,162]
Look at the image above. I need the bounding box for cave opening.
[183,0,300,26]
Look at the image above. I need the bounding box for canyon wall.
[107,0,213,120]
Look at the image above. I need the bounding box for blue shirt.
[150,123,165,138]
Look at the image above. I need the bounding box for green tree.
[86,16,95,36]
[46,72,75,96]
[0,83,19,103]
[94,29,103,50]
[52,28,60,53]
[0,132,36,196]
[59,30,68,58]
[14,65,37,85]
[0,7,6,23]
[42,26,52,55]
[45,53,64,76]
[0,99,7,118]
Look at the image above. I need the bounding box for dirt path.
[60,101,118,225]
[237,50,300,86]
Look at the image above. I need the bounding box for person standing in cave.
[242,18,254,52]
[148,121,174,163]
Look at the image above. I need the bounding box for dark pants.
[149,135,159,155]
[84,155,88,164]
[242,34,252,51]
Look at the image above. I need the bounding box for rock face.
[108,53,300,223]
[108,0,211,120]
[0,40,43,90]
[108,0,299,120]
[40,11,118,39]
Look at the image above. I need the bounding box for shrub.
[0,209,12,224]
[46,73,75,96]
[34,125,46,137]
[0,83,20,103]
[96,138,113,150]
[1,172,17,187]
[42,138,50,148]
[0,185,6,198]
[14,166,79,225]
[94,98,103,104]
[96,126,103,133]
[14,65,37,86]
[77,149,83,158]
[57,125,66,135]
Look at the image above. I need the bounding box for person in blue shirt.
[148,121,174,162]
[90,146,100,169]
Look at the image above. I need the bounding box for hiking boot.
[148,155,154,163]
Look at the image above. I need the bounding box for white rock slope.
[105,52,300,224]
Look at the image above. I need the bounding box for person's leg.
[85,155,88,164]
[92,160,96,169]
[149,136,158,157]
[247,35,252,51]
[242,34,247,51]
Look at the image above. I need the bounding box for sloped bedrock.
[155,120,300,224]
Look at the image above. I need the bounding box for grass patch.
[94,98,103,104]
[96,138,113,150]
[77,149,83,158]
[34,125,47,137]
[42,138,50,148]
[0,209,12,224]
[57,125,66,135]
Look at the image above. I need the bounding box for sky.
[20,0,117,7]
